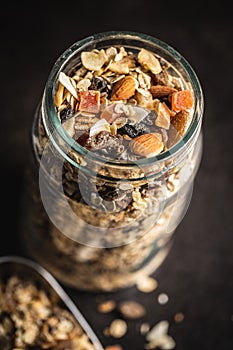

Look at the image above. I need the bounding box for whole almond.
[111,76,137,101]
[150,85,177,98]
[130,133,164,157]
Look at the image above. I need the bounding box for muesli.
[55,47,194,160]
[0,276,96,349]
[24,43,200,291]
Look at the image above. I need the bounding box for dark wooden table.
[0,1,232,349]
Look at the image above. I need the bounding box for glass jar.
[21,31,204,291]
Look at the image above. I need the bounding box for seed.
[157,293,169,305]
[136,276,158,293]
[174,312,185,323]
[109,319,127,338]
[97,300,116,313]
[118,301,146,319]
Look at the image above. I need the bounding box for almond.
[130,133,164,157]
[150,85,177,98]
[111,76,137,101]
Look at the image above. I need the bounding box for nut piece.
[79,90,100,113]
[109,319,127,338]
[150,85,177,98]
[118,301,146,319]
[154,101,171,130]
[138,49,162,75]
[59,72,78,99]
[111,76,137,101]
[130,133,164,158]
[81,50,107,71]
[97,300,116,313]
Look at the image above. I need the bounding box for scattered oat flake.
[174,312,185,323]
[157,293,169,305]
[145,320,175,350]
[140,323,151,335]
[97,300,116,313]
[109,319,127,338]
[54,83,64,107]
[136,276,158,293]
[118,301,146,320]
[58,72,78,99]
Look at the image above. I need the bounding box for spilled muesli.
[0,276,96,350]
[55,46,194,160]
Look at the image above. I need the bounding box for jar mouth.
[44,31,204,168]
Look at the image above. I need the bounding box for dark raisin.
[91,77,108,92]
[134,122,151,135]
[60,107,73,123]
[118,122,151,138]
[118,124,139,138]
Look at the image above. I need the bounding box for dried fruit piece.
[97,300,116,313]
[171,90,194,111]
[89,119,110,137]
[109,319,127,338]
[138,48,162,75]
[58,72,78,99]
[111,76,137,101]
[130,133,164,158]
[118,123,150,139]
[118,301,146,319]
[79,90,100,113]
[150,85,177,98]
[171,110,190,137]
[81,50,107,71]
[154,101,171,130]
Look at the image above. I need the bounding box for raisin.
[60,107,73,122]
[118,122,151,138]
[134,122,151,135]
[91,77,108,92]
[118,124,138,138]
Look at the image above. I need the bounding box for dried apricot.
[171,90,193,111]
[78,90,100,113]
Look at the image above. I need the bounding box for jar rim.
[44,31,204,169]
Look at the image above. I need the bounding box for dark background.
[0,1,233,349]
